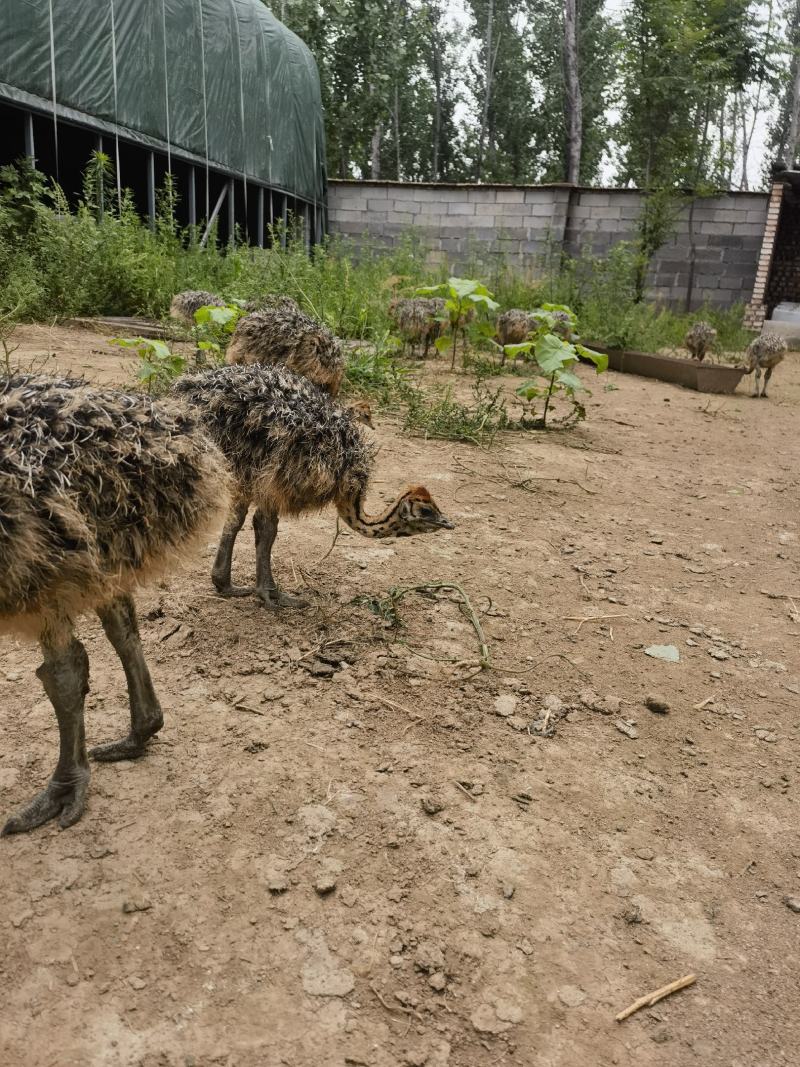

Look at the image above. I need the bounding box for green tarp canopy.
[0,0,327,206]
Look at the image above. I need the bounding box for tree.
[563,0,582,183]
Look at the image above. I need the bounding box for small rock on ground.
[614,720,639,739]
[557,985,586,1008]
[645,695,670,714]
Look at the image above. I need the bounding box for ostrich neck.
[337,489,402,539]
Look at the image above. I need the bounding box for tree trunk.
[475,0,494,181]
[394,83,401,180]
[563,0,582,184]
[563,0,583,184]
[787,62,800,166]
[779,0,800,165]
[370,121,383,180]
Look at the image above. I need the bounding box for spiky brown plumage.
[0,374,230,836]
[225,305,345,395]
[173,364,453,608]
[243,294,301,315]
[496,309,537,347]
[388,298,446,357]
[742,332,788,397]
[0,375,227,631]
[169,290,225,326]
[684,321,717,361]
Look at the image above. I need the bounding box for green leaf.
[515,379,542,400]
[534,333,574,374]
[414,284,446,297]
[576,345,609,373]
[146,340,172,360]
[555,369,585,392]
[137,362,157,380]
[504,341,534,360]
[467,293,500,310]
[447,277,480,298]
[434,335,452,353]
[197,340,220,352]
[110,336,146,349]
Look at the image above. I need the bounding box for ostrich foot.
[90,720,162,762]
[1,773,89,836]
[213,583,255,598]
[255,586,308,610]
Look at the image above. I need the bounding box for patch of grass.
[342,338,413,408]
[403,381,511,446]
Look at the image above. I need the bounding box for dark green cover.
[0,0,326,205]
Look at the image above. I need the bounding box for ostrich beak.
[436,516,455,530]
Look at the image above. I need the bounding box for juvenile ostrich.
[496,309,537,347]
[388,297,447,358]
[348,399,375,429]
[742,332,788,397]
[169,290,225,326]
[243,294,301,315]
[0,374,228,836]
[226,304,345,395]
[684,321,717,361]
[173,364,453,609]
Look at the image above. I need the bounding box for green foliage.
[403,380,510,446]
[110,337,186,394]
[191,303,243,363]
[502,302,606,428]
[342,337,411,407]
[415,276,499,369]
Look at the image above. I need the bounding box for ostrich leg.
[761,365,773,397]
[252,507,307,609]
[211,494,253,596]
[752,365,761,398]
[90,593,163,762]
[2,618,90,835]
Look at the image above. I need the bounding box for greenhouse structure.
[0,0,328,246]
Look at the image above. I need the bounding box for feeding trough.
[594,348,746,395]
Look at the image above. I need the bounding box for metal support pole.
[281,195,288,249]
[199,181,229,248]
[24,112,35,162]
[227,179,235,245]
[257,187,264,248]
[188,166,196,229]
[147,151,156,230]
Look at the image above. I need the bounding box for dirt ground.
[1,324,799,1067]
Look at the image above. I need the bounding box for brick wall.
[328,180,769,309]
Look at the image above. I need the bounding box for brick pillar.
[744,182,784,330]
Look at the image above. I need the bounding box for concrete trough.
[593,348,746,394]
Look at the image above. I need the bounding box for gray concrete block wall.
[327,180,769,309]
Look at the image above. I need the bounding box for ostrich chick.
[169,290,225,326]
[496,309,536,347]
[388,297,447,358]
[684,321,717,361]
[0,374,228,836]
[173,364,453,609]
[226,304,345,395]
[742,332,788,397]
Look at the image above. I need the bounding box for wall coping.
[328,178,769,198]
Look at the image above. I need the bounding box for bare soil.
[1,327,799,1067]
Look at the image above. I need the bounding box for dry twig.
[565,612,632,636]
[454,780,478,802]
[615,973,696,1022]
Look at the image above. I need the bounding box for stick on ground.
[615,973,696,1022]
